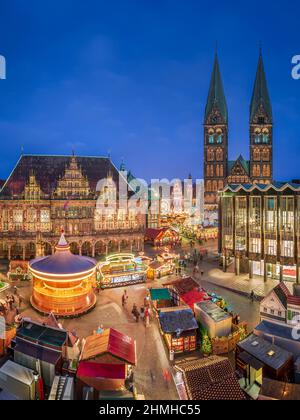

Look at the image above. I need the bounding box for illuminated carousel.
[29,231,97,317]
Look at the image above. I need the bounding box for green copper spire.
[205,54,228,124]
[250,52,272,123]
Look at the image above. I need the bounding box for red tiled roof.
[176,356,246,400]
[81,328,136,365]
[145,228,167,240]
[180,290,211,309]
[77,361,125,379]
[164,277,199,295]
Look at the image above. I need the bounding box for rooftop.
[80,328,136,366]
[176,356,246,400]
[195,301,231,322]
[159,308,198,334]
[17,319,68,348]
[238,334,293,371]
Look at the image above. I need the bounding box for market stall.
[158,307,198,354]
[149,288,173,311]
[97,253,148,289]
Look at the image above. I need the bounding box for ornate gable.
[24,173,42,201]
[54,156,91,198]
[227,156,250,184]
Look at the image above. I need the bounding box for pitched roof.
[237,333,293,370]
[227,155,250,177]
[205,54,228,124]
[80,328,136,365]
[250,53,272,123]
[17,319,68,348]
[272,282,290,308]
[159,308,198,333]
[163,276,200,295]
[259,378,300,400]
[255,320,300,343]
[150,288,171,301]
[176,356,246,400]
[0,154,121,198]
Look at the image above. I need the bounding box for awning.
[150,288,171,301]
[77,362,126,379]
[238,351,264,371]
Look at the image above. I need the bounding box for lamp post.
[33,370,39,400]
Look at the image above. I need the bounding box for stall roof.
[175,356,246,400]
[17,320,68,348]
[159,308,198,333]
[80,328,136,365]
[150,288,171,301]
[163,277,199,295]
[15,341,62,365]
[77,361,126,380]
[255,320,300,343]
[195,301,231,322]
[259,378,300,400]
[0,360,34,386]
[237,334,293,371]
[181,290,211,309]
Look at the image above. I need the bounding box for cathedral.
[204,52,273,207]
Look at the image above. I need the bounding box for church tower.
[250,52,273,184]
[204,54,228,205]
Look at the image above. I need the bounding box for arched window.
[253,149,260,161]
[212,181,218,191]
[216,165,219,177]
[210,165,214,177]
[206,180,212,191]
[262,149,269,161]
[218,180,223,190]
[208,135,214,144]
[219,165,224,177]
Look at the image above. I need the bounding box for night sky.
[0,0,300,182]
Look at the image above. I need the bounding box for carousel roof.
[29,232,96,275]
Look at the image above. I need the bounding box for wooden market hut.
[145,228,180,247]
[149,288,173,311]
[158,307,198,353]
[76,328,136,399]
[236,334,294,386]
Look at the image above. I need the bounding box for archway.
[81,241,93,257]
[107,240,118,255]
[11,243,23,260]
[70,242,80,255]
[95,241,105,258]
[131,239,139,252]
[25,242,36,260]
[0,242,9,260]
[120,239,131,252]
[44,242,53,256]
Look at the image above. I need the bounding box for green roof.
[150,288,171,301]
[205,54,228,124]
[227,155,250,176]
[250,53,272,123]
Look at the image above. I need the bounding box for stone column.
[235,257,240,276]
[92,244,95,258]
[118,242,121,253]
[222,255,227,273]
[22,246,26,261]
[79,245,82,256]
[8,245,11,261]
[263,261,267,283]
[249,260,253,279]
[296,264,300,285]
[105,244,108,256]
[279,264,283,283]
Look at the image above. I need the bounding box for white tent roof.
[0,360,34,386]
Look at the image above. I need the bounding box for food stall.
[158,307,198,354]
[97,253,148,289]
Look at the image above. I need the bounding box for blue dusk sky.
[0,0,300,182]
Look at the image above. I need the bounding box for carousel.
[29,231,97,317]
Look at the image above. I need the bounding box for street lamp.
[33,370,39,400]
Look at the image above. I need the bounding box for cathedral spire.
[250,52,272,123]
[204,53,228,124]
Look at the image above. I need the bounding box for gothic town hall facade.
[204,52,273,207]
